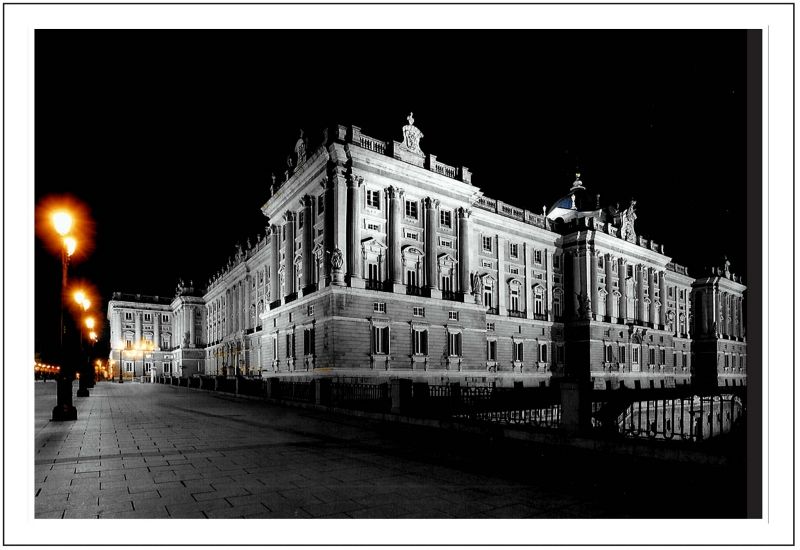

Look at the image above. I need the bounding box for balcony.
[269,300,281,310]
[441,290,461,302]
[508,309,526,319]
[486,307,499,315]
[302,283,318,295]
[406,285,423,297]
[284,292,298,304]
[533,312,548,321]
[365,278,384,291]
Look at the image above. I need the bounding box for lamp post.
[52,211,78,421]
[76,297,92,397]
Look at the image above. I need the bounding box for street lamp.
[75,297,93,397]
[51,210,78,421]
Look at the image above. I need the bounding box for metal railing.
[508,309,526,318]
[441,289,461,302]
[330,381,390,411]
[406,285,422,296]
[365,278,384,291]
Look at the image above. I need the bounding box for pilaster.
[424,197,439,297]
[387,186,403,285]
[346,175,364,288]
[618,258,628,320]
[457,207,471,298]
[284,211,296,297]
[301,195,314,290]
[270,225,280,305]
[497,236,506,315]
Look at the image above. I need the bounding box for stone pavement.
[34,381,744,519]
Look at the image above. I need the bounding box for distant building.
[107,116,747,388]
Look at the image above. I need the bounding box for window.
[298,212,304,229]
[632,346,640,364]
[307,305,314,316]
[161,314,169,323]
[612,261,618,273]
[486,322,495,331]
[163,362,171,374]
[448,332,462,357]
[406,270,417,287]
[509,267,519,275]
[372,326,389,354]
[272,334,278,360]
[598,256,605,269]
[125,339,133,350]
[553,293,562,318]
[317,194,325,214]
[288,312,293,323]
[660,349,666,365]
[367,222,380,232]
[303,327,315,355]
[509,286,520,311]
[441,275,452,292]
[553,255,561,269]
[483,284,493,309]
[482,236,493,252]
[282,226,286,241]
[144,362,152,373]
[509,243,519,258]
[481,259,492,268]
[627,265,634,278]
[124,312,132,321]
[448,311,459,321]
[161,335,171,349]
[144,313,152,322]
[124,362,133,373]
[668,287,674,298]
[618,345,626,363]
[539,343,548,362]
[405,200,418,219]
[439,238,453,248]
[412,328,428,355]
[373,302,386,313]
[513,341,524,362]
[413,307,425,317]
[649,348,656,366]
[487,340,497,361]
[605,344,613,363]
[286,333,292,358]
[534,288,544,315]
[534,250,543,264]
[403,228,420,241]
[366,189,380,209]
[440,210,452,228]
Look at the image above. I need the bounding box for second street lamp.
[52,211,77,421]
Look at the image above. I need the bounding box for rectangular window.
[513,341,524,362]
[368,263,379,281]
[509,287,520,311]
[303,327,315,355]
[509,267,519,275]
[539,343,547,362]
[298,212,304,229]
[448,311,459,321]
[373,326,389,354]
[366,190,380,209]
[161,314,169,323]
[439,210,452,228]
[534,250,543,264]
[307,305,314,316]
[481,259,492,268]
[367,222,380,232]
[163,362,171,374]
[317,194,325,214]
[412,307,425,317]
[124,362,133,373]
[403,228,420,241]
[406,270,417,287]
[553,255,561,269]
[448,332,462,357]
[412,329,428,355]
[273,334,278,360]
[660,349,666,365]
[605,344,613,363]
[509,243,519,258]
[486,322,495,331]
[439,238,453,248]
[125,339,133,350]
[373,302,386,314]
[632,347,640,364]
[649,348,656,365]
[487,340,497,361]
[627,265,634,278]
[143,313,152,322]
[288,312,293,323]
[619,345,626,363]
[286,334,292,358]
[404,200,418,219]
[598,256,605,269]
[144,362,152,373]
[482,236,493,252]
[124,312,132,321]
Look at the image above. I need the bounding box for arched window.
[508,279,522,313]
[553,289,563,319]
[611,290,621,319]
[533,285,545,316]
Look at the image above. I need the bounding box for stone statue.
[246,237,252,250]
[621,199,637,243]
[235,243,243,262]
[270,173,276,195]
[570,193,577,210]
[330,248,344,270]
[294,129,307,166]
[577,293,592,320]
[402,112,424,153]
[471,272,481,295]
[286,155,294,169]
[723,257,731,279]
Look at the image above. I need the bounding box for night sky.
[34,30,749,361]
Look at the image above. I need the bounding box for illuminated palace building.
[107,116,747,389]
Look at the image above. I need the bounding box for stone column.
[524,244,533,318]
[424,197,441,298]
[685,288,691,338]
[189,308,196,348]
[244,277,251,330]
[301,195,314,291]
[572,252,581,319]
[659,271,667,327]
[636,265,645,322]
[153,313,160,350]
[284,211,296,297]
[387,186,404,290]
[589,251,598,318]
[331,168,348,276]
[619,258,628,320]
[545,249,553,318]
[346,176,364,288]
[648,268,656,324]
[270,225,280,305]
[135,311,142,344]
[497,236,506,315]
[605,254,614,319]
[457,207,471,298]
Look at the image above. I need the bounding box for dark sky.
[34,30,750,360]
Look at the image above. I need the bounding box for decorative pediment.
[598,287,609,297]
[437,253,457,267]
[362,236,388,252]
[532,283,545,293]
[481,274,496,285]
[507,277,523,287]
[312,243,325,259]
[402,245,424,258]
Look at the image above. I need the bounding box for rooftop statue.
[621,199,637,243]
[402,112,424,154]
[294,129,307,166]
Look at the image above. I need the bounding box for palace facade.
[107,116,747,389]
